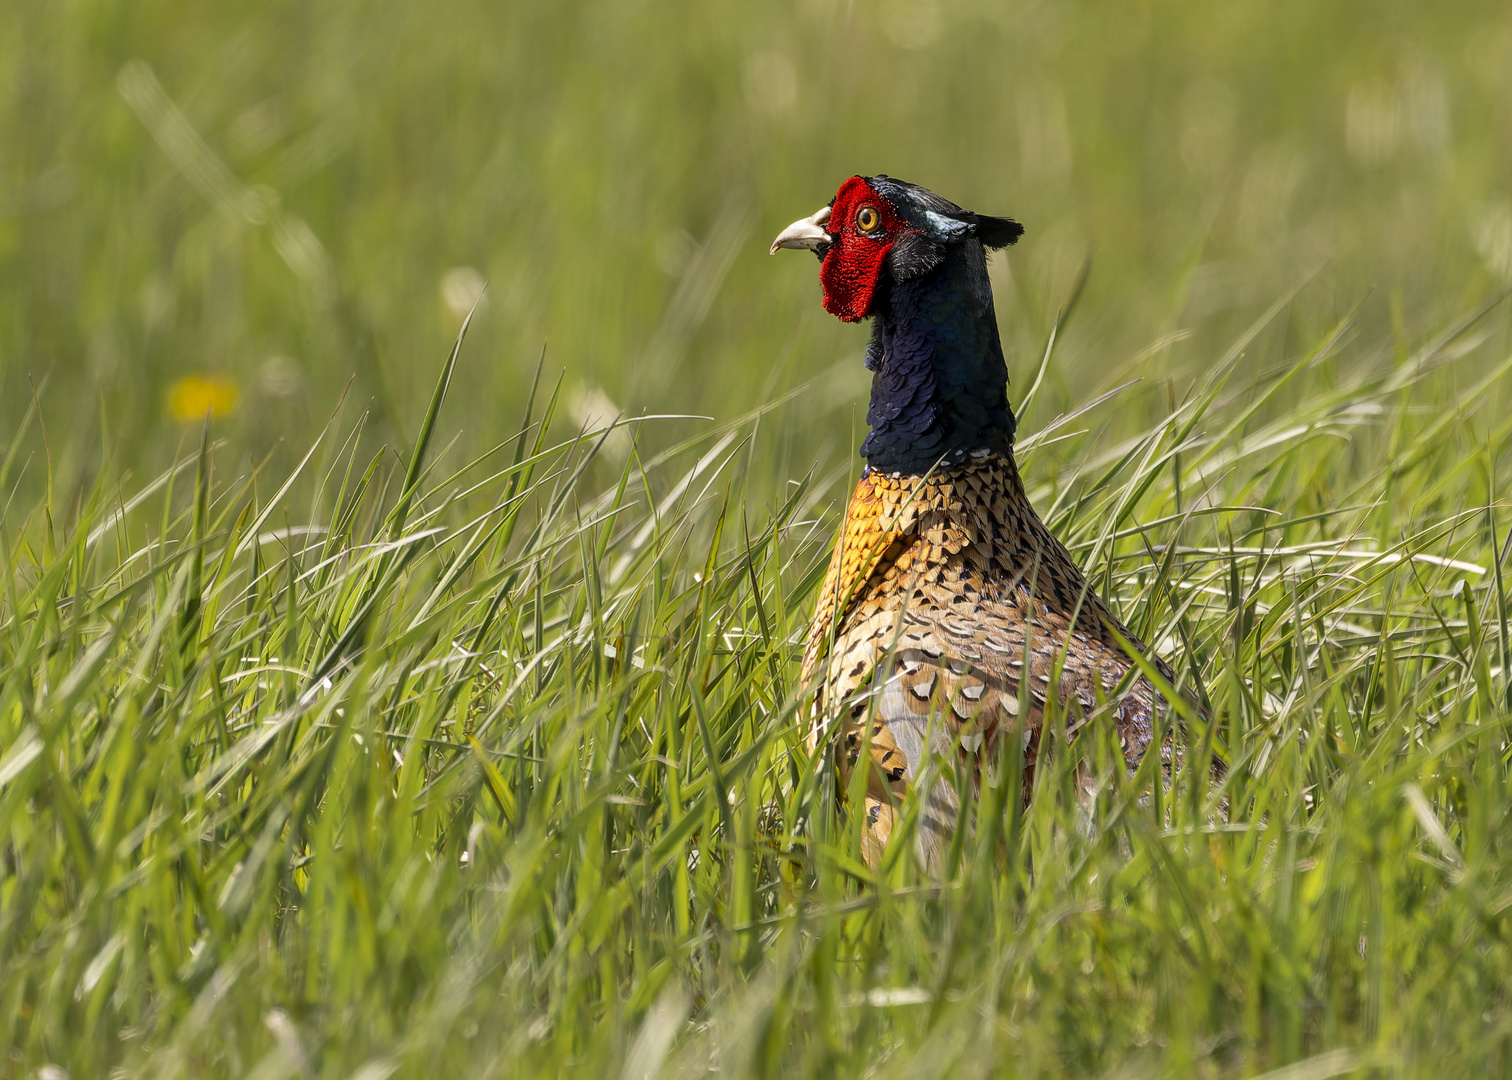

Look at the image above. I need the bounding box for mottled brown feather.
[803,451,1190,868]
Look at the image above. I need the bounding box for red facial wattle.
[819,176,907,322]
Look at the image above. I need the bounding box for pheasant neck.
[860,251,1017,475]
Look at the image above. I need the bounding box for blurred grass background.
[10,3,1512,1077]
[4,0,1512,492]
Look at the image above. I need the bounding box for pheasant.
[771,175,1195,869]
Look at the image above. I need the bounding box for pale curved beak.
[769,205,832,255]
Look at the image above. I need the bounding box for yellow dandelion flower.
[168,374,239,422]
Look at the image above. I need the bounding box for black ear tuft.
[974,215,1025,249]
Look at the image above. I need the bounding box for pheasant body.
[801,453,1172,865]
[771,174,1187,867]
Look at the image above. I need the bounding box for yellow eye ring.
[856,206,881,233]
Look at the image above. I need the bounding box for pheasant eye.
[856,206,881,233]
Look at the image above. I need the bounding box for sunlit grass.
[6,291,1512,1077]
[7,2,1512,1074]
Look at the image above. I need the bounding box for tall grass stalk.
[5,298,1512,1078]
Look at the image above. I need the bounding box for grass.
[8,2,1512,1073]
[7,287,1512,1078]
[5,0,1512,489]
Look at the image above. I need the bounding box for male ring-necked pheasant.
[771,175,1192,868]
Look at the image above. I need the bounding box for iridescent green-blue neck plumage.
[860,238,1017,474]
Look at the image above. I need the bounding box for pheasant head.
[771,176,1026,474]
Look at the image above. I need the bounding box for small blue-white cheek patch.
[921,210,971,243]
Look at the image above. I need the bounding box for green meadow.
[5,1,1512,1075]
